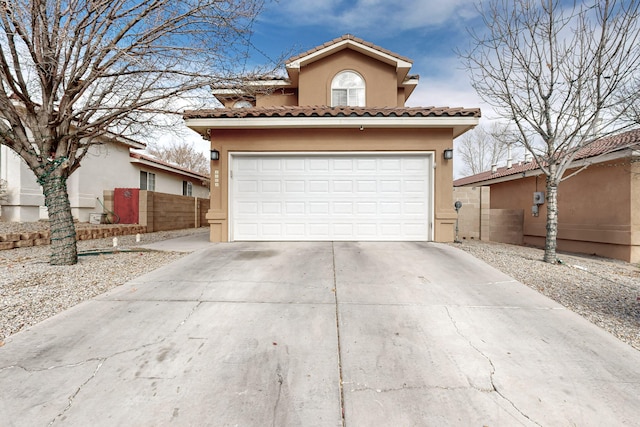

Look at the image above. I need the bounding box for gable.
[285,34,413,86]
[297,48,399,107]
[212,35,420,108]
[287,35,417,107]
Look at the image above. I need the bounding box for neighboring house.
[129,152,210,199]
[454,128,640,263]
[184,34,480,243]
[0,136,209,223]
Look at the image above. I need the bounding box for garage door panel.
[237,201,259,214]
[285,202,305,214]
[309,202,330,214]
[309,181,330,193]
[237,180,259,193]
[309,158,330,171]
[333,181,353,192]
[261,158,282,171]
[333,159,354,170]
[285,181,305,193]
[261,180,281,192]
[232,154,431,241]
[261,202,282,214]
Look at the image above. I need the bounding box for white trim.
[228,151,434,242]
[186,116,479,136]
[286,39,412,70]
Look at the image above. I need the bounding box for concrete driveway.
[1,241,640,426]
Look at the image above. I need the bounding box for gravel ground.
[452,240,640,351]
[2,222,639,352]
[1,223,207,342]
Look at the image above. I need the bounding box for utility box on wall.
[114,188,140,224]
[533,191,545,205]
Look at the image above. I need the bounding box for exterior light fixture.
[210,149,220,161]
[443,148,454,160]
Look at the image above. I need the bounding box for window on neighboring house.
[183,181,193,196]
[331,71,365,107]
[140,171,156,191]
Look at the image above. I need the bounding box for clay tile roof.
[287,34,413,64]
[453,160,541,186]
[184,105,481,120]
[454,127,640,186]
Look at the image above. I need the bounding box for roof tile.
[454,128,640,186]
[184,105,481,120]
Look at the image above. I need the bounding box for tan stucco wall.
[207,127,457,243]
[488,158,638,263]
[630,157,640,263]
[297,49,400,107]
[452,186,490,241]
[256,89,298,107]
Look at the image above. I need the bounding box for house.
[184,34,480,243]
[0,135,209,223]
[454,128,640,263]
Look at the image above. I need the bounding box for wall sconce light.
[443,148,454,160]
[210,149,220,161]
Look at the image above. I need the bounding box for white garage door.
[230,153,432,241]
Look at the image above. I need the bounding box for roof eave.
[130,156,209,181]
[186,116,479,138]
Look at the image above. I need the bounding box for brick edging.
[0,225,148,251]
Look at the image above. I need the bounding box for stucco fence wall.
[452,187,524,245]
[103,190,209,233]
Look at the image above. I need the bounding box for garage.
[230,153,432,241]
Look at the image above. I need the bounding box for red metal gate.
[113,188,140,224]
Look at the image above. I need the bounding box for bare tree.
[0,0,266,265]
[461,0,640,263]
[147,140,210,176]
[456,122,519,176]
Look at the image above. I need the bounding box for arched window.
[233,100,253,108]
[331,71,365,107]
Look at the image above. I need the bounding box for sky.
[246,0,487,113]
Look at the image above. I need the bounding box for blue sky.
[243,0,487,113]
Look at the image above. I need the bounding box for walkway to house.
[1,240,639,426]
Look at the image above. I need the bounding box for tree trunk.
[40,169,78,265]
[544,177,559,263]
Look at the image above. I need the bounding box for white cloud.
[265,0,478,35]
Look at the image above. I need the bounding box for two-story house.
[184,34,480,243]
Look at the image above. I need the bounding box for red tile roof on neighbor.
[454,127,640,186]
[286,34,413,64]
[184,105,481,119]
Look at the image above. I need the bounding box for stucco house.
[0,135,209,223]
[454,128,640,263]
[184,34,480,243]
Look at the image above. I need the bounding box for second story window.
[331,71,365,107]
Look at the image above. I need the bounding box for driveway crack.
[48,358,105,426]
[332,242,346,426]
[445,307,542,427]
